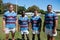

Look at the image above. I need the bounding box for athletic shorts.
[32,30,40,34]
[45,28,57,36]
[5,28,15,34]
[21,30,29,34]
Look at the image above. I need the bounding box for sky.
[2,0,60,11]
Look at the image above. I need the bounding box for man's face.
[9,5,14,11]
[47,6,52,12]
[34,10,37,16]
[22,11,25,16]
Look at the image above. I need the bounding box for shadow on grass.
[16,38,22,40]
[57,29,60,31]
[9,38,22,40]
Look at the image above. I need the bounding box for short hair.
[47,4,52,8]
[21,10,25,13]
[34,9,38,12]
[34,9,38,11]
[8,4,14,8]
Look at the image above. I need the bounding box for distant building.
[25,12,41,16]
[25,12,34,16]
[53,10,60,15]
[54,10,60,13]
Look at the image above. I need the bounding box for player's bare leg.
[5,34,9,40]
[47,35,51,40]
[51,36,55,40]
[37,34,40,40]
[11,32,15,40]
[32,34,35,40]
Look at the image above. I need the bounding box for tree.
[39,9,46,14]
[0,0,3,14]
[17,6,26,14]
[26,5,40,13]
[3,3,26,14]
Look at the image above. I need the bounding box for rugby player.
[43,5,58,40]
[18,11,30,40]
[30,10,42,40]
[3,4,18,40]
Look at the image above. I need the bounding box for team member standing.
[3,5,18,40]
[30,10,42,40]
[18,11,29,40]
[43,5,58,40]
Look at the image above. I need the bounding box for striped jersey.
[3,11,17,28]
[30,15,42,31]
[45,12,58,29]
[18,15,30,31]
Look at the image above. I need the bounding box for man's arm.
[28,18,31,31]
[29,18,32,31]
[18,19,20,32]
[53,20,58,30]
[39,18,42,32]
[53,14,58,33]
[28,22,30,31]
[16,18,18,31]
[18,24,20,32]
[2,18,6,32]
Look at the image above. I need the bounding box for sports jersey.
[18,15,29,31]
[3,11,17,29]
[45,12,58,29]
[30,15,42,31]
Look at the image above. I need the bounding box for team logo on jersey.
[33,20,37,23]
[7,16,14,18]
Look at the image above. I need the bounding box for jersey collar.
[8,11,14,13]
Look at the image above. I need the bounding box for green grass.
[0,15,60,40]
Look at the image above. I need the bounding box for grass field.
[0,15,60,40]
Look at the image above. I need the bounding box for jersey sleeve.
[28,18,30,23]
[30,17,32,23]
[15,13,17,20]
[38,17,42,23]
[53,13,58,20]
[40,18,42,22]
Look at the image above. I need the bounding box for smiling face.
[47,5,52,12]
[21,11,25,16]
[9,5,14,12]
[34,10,38,16]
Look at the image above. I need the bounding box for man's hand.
[2,27,5,32]
[38,30,41,32]
[52,29,56,34]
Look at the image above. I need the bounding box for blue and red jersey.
[45,12,58,29]
[3,11,17,28]
[18,15,30,31]
[30,15,42,31]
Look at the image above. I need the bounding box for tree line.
[0,0,46,14]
